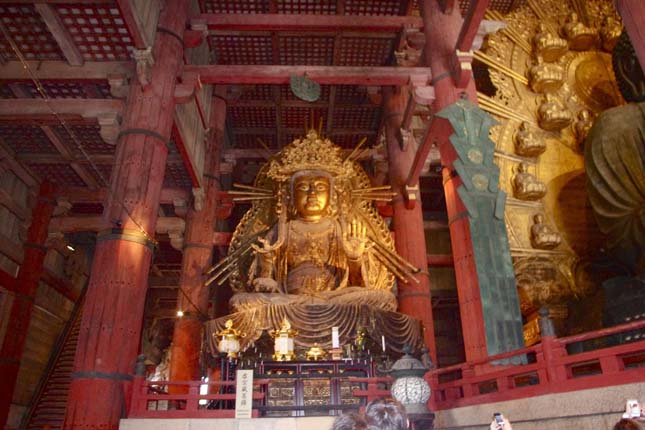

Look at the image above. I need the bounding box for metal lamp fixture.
[215,319,244,358]
[388,346,431,415]
[269,318,298,361]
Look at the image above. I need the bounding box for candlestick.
[332,326,340,348]
[381,335,386,352]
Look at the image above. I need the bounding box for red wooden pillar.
[0,181,55,430]
[615,0,645,73]
[384,87,437,364]
[421,0,488,362]
[62,2,190,430]
[169,87,226,385]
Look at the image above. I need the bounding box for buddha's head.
[291,170,332,221]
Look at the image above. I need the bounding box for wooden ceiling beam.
[192,13,423,32]
[222,147,378,161]
[184,65,432,86]
[15,152,184,165]
[49,215,185,234]
[56,186,189,205]
[232,127,377,135]
[34,3,84,66]
[0,99,124,118]
[0,61,132,80]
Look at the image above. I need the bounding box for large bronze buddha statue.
[205,130,423,354]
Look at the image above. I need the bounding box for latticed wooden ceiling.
[0,0,524,281]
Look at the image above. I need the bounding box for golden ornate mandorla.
[204,129,424,354]
[480,0,623,338]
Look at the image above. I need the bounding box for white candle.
[332,326,340,348]
[381,335,386,352]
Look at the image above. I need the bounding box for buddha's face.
[293,174,330,221]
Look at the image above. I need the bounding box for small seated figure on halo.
[538,93,573,131]
[533,22,568,62]
[562,12,598,51]
[514,121,546,157]
[600,16,622,52]
[530,214,562,249]
[528,54,565,93]
[512,162,547,201]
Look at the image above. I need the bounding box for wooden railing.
[128,379,269,418]
[128,321,645,418]
[430,319,645,410]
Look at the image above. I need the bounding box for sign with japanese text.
[235,369,254,419]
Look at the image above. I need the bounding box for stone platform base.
[433,382,645,430]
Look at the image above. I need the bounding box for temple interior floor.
[120,382,644,430]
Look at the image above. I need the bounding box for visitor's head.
[291,170,332,221]
[365,399,409,430]
[331,412,368,430]
[614,418,644,430]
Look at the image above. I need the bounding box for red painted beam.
[0,269,16,292]
[193,13,423,32]
[456,0,490,52]
[184,65,432,86]
[406,119,440,188]
[427,254,454,267]
[615,0,645,73]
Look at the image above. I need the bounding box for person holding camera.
[490,413,513,430]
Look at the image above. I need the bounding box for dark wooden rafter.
[456,0,491,51]
[115,0,148,49]
[56,186,190,205]
[170,123,200,187]
[39,125,100,188]
[0,61,132,80]
[0,142,39,188]
[184,65,432,85]
[267,3,283,148]
[227,99,373,108]
[33,3,84,66]
[222,147,379,161]
[0,0,110,3]
[0,99,124,118]
[192,13,423,33]
[232,127,376,136]
[14,153,185,168]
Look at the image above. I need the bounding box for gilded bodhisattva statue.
[207,129,418,312]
